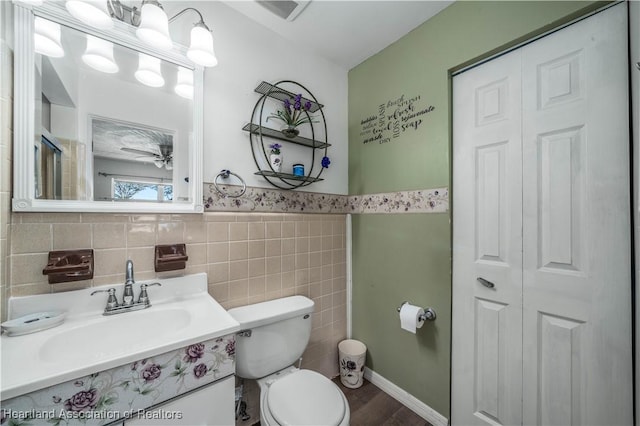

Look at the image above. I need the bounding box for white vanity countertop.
[0,273,240,400]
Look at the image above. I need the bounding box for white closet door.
[453,4,631,425]
[452,51,523,426]
[521,5,631,425]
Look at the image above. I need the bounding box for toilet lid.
[267,370,345,426]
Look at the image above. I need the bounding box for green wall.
[348,1,605,417]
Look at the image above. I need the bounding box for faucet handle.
[138,282,162,306]
[91,288,119,310]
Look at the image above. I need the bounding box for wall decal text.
[360,94,435,145]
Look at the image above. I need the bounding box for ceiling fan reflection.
[120,145,173,170]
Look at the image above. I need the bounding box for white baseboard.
[363,367,449,426]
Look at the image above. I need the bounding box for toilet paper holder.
[397,301,437,321]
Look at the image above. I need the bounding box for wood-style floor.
[333,378,432,426]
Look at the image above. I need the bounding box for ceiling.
[91,117,174,164]
[221,0,455,69]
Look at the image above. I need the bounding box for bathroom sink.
[1,273,241,400]
[38,307,191,363]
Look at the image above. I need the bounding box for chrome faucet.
[123,259,135,306]
[90,260,162,315]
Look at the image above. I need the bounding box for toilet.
[228,296,350,426]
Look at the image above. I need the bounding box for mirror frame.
[12,1,204,213]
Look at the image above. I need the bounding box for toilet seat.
[262,369,347,426]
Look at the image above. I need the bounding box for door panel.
[452,51,523,426]
[536,126,585,273]
[536,313,584,426]
[474,298,509,423]
[476,142,509,264]
[521,5,631,425]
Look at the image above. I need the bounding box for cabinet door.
[126,376,235,426]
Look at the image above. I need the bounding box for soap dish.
[1,311,66,336]
[42,249,94,284]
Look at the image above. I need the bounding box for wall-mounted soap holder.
[155,244,188,272]
[42,249,94,284]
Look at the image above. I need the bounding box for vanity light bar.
[65,0,218,68]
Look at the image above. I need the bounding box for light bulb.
[34,17,64,58]
[165,161,173,171]
[82,35,118,73]
[136,2,172,50]
[135,53,164,87]
[154,159,164,168]
[65,1,113,30]
[187,24,217,67]
[174,67,194,100]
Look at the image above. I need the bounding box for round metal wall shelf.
[244,80,329,190]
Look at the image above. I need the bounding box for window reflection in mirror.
[34,17,193,203]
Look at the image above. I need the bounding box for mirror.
[13,2,204,213]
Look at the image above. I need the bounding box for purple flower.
[294,94,302,111]
[269,143,282,155]
[321,156,331,168]
[193,363,208,379]
[268,93,316,128]
[204,196,214,209]
[225,340,235,357]
[184,343,205,363]
[64,389,98,412]
[141,364,162,382]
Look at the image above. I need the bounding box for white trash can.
[338,339,367,389]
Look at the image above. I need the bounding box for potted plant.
[269,143,283,172]
[267,94,317,138]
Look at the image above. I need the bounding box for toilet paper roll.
[399,303,425,334]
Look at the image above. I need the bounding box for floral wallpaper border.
[203,183,449,214]
[1,335,235,426]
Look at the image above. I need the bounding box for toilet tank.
[228,296,314,379]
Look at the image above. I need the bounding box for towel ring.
[213,169,247,198]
